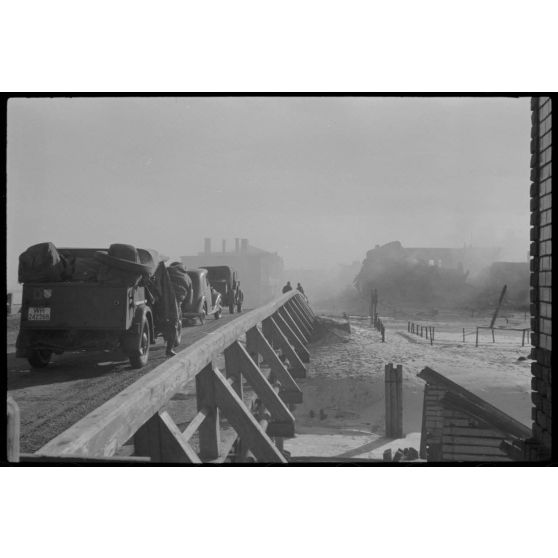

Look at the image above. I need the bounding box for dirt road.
[7,311,246,453]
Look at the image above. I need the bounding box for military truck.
[16,243,177,369]
[203,265,243,313]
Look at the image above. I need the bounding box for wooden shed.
[418,367,531,462]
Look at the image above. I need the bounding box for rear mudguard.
[121,305,153,353]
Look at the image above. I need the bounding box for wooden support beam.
[22,454,151,463]
[7,396,20,463]
[279,305,310,344]
[182,408,208,442]
[230,341,295,437]
[195,363,220,460]
[212,368,287,463]
[295,292,316,320]
[264,317,306,378]
[285,300,312,337]
[292,295,314,325]
[224,344,243,399]
[247,327,303,404]
[274,310,310,363]
[134,412,201,463]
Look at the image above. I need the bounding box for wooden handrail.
[35,291,312,462]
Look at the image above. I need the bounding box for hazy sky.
[7,96,531,288]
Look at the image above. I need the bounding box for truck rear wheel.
[129,320,150,369]
[28,349,52,369]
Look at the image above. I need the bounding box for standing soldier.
[282,281,293,294]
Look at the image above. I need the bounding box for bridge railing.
[12,291,316,463]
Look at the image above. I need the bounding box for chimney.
[222,239,226,253]
[241,238,248,253]
[204,238,211,254]
[235,238,240,252]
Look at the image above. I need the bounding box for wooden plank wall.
[419,384,446,460]
[441,407,512,462]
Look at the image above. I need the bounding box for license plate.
[28,307,51,321]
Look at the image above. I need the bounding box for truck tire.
[28,349,52,369]
[129,319,150,369]
[215,308,222,319]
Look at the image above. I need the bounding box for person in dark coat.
[296,282,308,301]
[282,281,292,294]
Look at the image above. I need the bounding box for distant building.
[181,238,284,307]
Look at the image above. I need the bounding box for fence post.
[430,327,433,345]
[408,321,410,332]
[492,328,495,343]
[7,396,20,462]
[463,328,465,343]
[381,321,385,342]
[476,327,479,347]
[522,329,526,347]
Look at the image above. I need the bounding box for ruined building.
[181,238,284,307]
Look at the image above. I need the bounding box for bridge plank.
[212,367,287,463]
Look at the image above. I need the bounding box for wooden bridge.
[7,291,315,464]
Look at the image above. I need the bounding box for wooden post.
[430,327,433,345]
[225,343,244,399]
[476,327,479,347]
[522,329,526,347]
[385,363,392,437]
[381,322,385,343]
[426,326,429,339]
[196,363,221,461]
[7,396,20,462]
[463,328,465,343]
[492,328,495,343]
[408,321,410,332]
[394,365,403,438]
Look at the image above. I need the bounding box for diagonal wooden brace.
[134,411,201,463]
[229,341,295,437]
[285,299,312,336]
[274,310,310,363]
[290,297,314,330]
[279,305,311,344]
[247,327,303,404]
[264,317,306,378]
[212,367,287,463]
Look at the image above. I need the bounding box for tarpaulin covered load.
[18,242,72,283]
[168,262,193,304]
[95,244,152,287]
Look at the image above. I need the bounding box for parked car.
[203,265,243,313]
[182,268,222,324]
[16,244,174,370]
